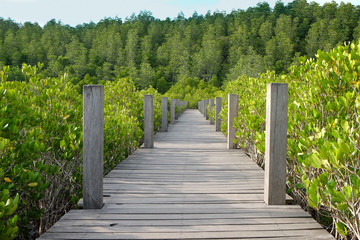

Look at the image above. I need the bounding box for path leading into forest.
[39,109,333,240]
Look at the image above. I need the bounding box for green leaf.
[319,172,328,184]
[310,154,322,168]
[339,141,350,155]
[336,222,348,236]
[343,185,352,199]
[308,182,320,209]
[60,140,66,149]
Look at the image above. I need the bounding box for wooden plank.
[38,110,333,240]
[47,223,326,233]
[40,229,334,239]
[45,217,319,227]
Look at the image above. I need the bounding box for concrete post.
[227,94,238,149]
[83,85,104,209]
[161,97,168,132]
[264,83,288,205]
[171,99,175,124]
[215,97,222,131]
[210,98,214,124]
[144,95,154,148]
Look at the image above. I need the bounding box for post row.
[83,89,188,209]
[197,98,221,131]
[197,83,288,205]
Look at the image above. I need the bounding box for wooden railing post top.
[267,83,288,86]
[83,84,103,88]
[83,85,104,94]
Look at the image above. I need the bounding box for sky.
[0,0,359,27]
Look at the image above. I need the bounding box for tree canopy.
[0,1,359,90]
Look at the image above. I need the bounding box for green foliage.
[0,190,19,240]
[0,64,162,239]
[165,77,220,109]
[1,64,81,238]
[1,1,360,87]
[220,41,360,239]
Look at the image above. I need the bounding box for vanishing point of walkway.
[39,109,334,239]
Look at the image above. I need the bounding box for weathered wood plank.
[40,229,333,239]
[38,110,333,240]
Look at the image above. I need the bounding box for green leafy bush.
[165,77,220,109]
[220,41,360,239]
[1,65,162,239]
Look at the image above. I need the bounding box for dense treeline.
[1,0,360,90]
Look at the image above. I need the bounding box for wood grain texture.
[264,83,288,205]
[209,98,214,124]
[170,98,175,124]
[215,97,221,131]
[161,97,168,132]
[39,109,333,240]
[144,95,154,148]
[82,85,104,209]
[227,94,238,149]
[205,99,209,120]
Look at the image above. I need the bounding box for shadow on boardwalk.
[39,109,334,240]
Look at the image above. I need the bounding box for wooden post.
[161,97,168,132]
[202,100,206,117]
[227,94,238,149]
[171,99,175,124]
[175,99,179,119]
[83,85,104,209]
[205,99,209,120]
[215,97,222,132]
[210,99,214,124]
[144,95,154,148]
[264,83,288,205]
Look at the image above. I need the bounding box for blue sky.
[1,0,359,26]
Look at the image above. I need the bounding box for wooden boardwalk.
[39,109,334,239]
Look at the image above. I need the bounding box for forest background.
[1,0,360,92]
[2,0,360,239]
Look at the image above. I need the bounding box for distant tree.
[125,28,140,69]
[65,37,87,79]
[227,46,265,80]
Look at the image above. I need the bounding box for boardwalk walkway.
[39,109,334,239]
